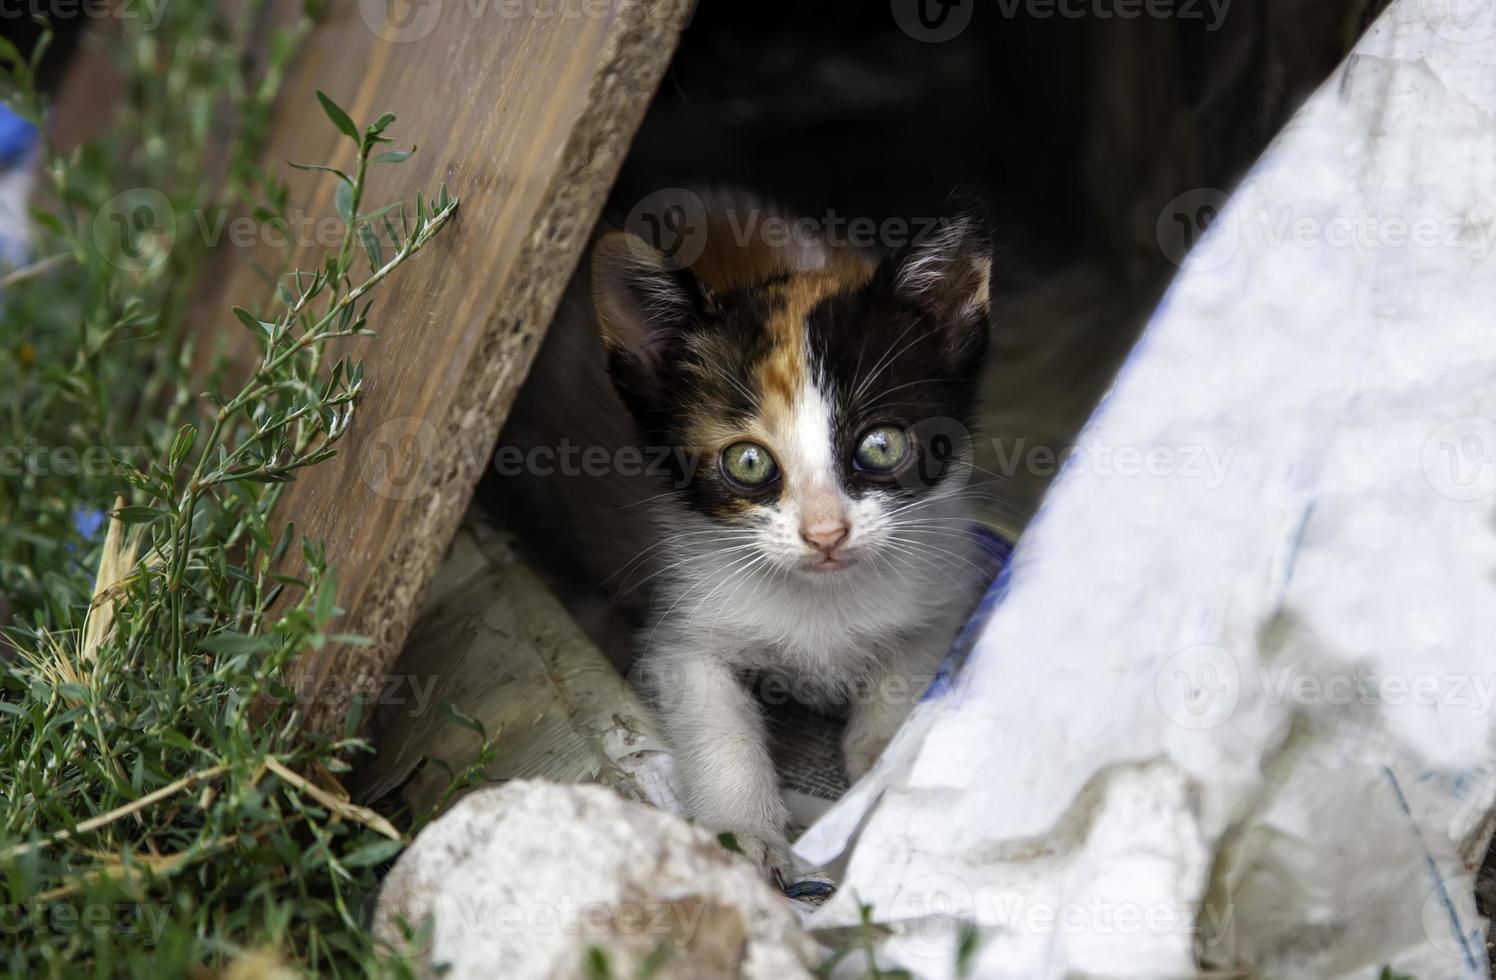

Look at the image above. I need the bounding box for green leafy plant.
[0,3,459,976]
[815,899,913,980]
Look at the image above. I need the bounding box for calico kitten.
[580,191,996,882]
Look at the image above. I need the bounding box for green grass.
[0,3,463,975]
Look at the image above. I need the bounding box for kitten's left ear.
[885,198,993,360]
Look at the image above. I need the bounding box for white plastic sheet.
[799,3,1496,976]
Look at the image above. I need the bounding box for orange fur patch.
[753,265,874,429]
[687,193,826,292]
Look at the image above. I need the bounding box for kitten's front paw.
[724,832,794,890]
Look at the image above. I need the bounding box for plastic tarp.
[798,3,1496,976]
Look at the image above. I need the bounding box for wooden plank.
[192,0,689,734]
[356,517,668,811]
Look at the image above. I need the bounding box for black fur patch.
[806,273,987,503]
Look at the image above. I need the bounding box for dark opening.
[602,0,1387,529]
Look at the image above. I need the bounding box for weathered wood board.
[356,516,669,812]
[191,0,690,734]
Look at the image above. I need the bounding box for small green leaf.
[372,149,412,164]
[327,633,373,647]
[119,466,169,500]
[335,181,353,223]
[358,224,383,270]
[345,691,368,739]
[113,505,163,525]
[342,837,405,868]
[382,214,402,251]
[200,633,276,656]
[169,424,197,469]
[316,90,359,141]
[355,202,399,222]
[232,306,274,337]
[584,947,612,980]
[0,34,27,70]
[287,161,352,183]
[367,111,396,136]
[639,944,671,980]
[28,206,64,236]
[314,570,339,626]
[955,921,981,978]
[27,29,51,73]
[438,702,485,737]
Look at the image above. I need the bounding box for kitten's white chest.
[686,568,945,679]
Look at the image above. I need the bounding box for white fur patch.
[894,220,969,297]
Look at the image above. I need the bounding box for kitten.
[586,191,996,882]
[488,190,995,883]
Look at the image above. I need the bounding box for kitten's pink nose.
[801,520,848,556]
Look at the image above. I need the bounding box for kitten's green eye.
[721,442,779,490]
[854,426,910,473]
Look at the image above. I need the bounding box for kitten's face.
[594,207,992,585]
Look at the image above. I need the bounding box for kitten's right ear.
[591,230,701,383]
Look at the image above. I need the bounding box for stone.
[373,781,818,979]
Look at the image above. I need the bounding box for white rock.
[373,781,818,979]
